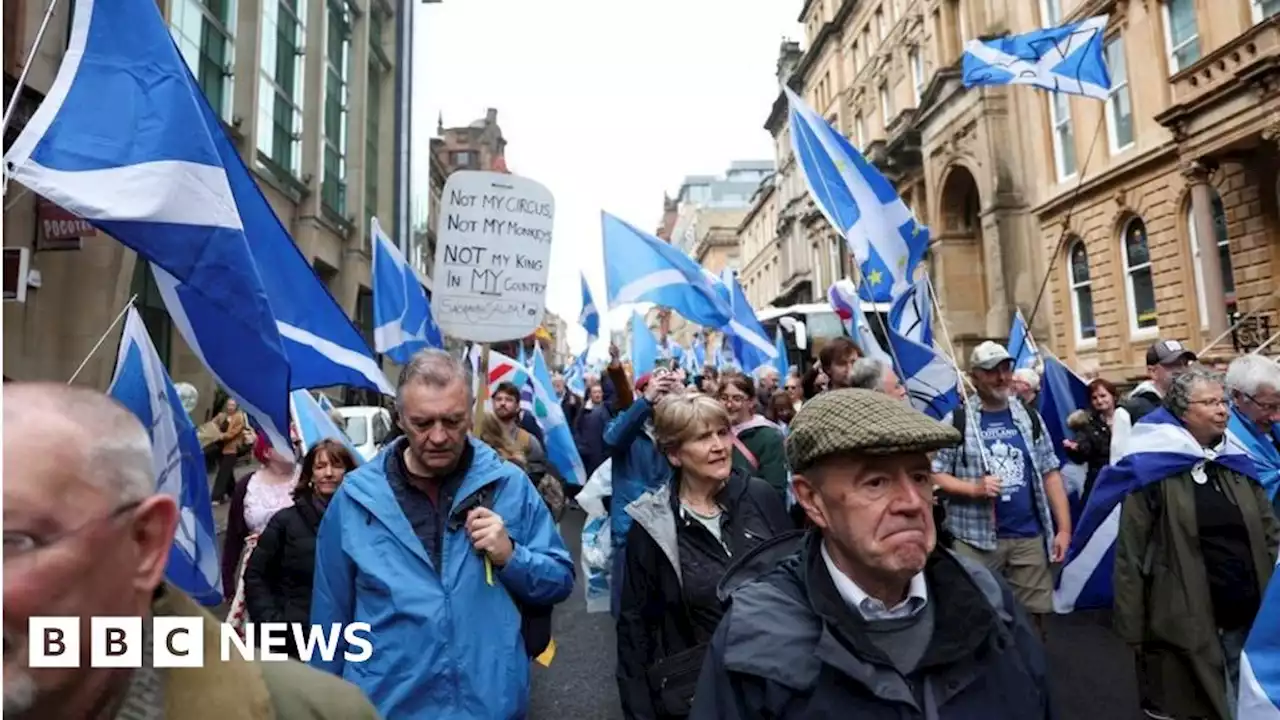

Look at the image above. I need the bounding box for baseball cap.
[969,341,1013,371]
[1145,339,1196,367]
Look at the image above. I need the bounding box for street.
[530,509,1144,720]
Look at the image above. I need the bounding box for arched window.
[1068,240,1095,342]
[1122,217,1158,333]
[1188,191,1236,328]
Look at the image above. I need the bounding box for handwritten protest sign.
[431,171,555,343]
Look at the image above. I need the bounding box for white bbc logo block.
[29,617,80,668]
[90,617,142,668]
[153,616,204,668]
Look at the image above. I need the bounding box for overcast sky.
[415,1,801,355]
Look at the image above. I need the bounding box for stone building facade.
[3,0,406,415]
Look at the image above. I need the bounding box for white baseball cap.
[970,341,1013,371]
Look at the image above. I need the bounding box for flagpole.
[1198,287,1280,358]
[472,343,491,434]
[1015,111,1109,364]
[924,274,993,476]
[1,0,62,143]
[68,294,138,385]
[848,261,905,377]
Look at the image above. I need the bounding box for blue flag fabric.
[888,276,934,348]
[720,269,777,372]
[1230,405,1280,503]
[1037,355,1092,512]
[1054,408,1259,613]
[1241,555,1280,718]
[291,390,363,463]
[785,88,929,303]
[963,15,1112,100]
[372,217,442,364]
[885,326,959,421]
[601,212,733,328]
[629,313,660,377]
[531,345,588,486]
[829,280,893,367]
[108,307,221,606]
[774,327,790,378]
[4,0,299,450]
[1008,309,1039,371]
[579,275,601,341]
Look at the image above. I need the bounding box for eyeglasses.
[4,500,143,563]
[1187,398,1229,409]
[1239,391,1280,414]
[719,393,751,404]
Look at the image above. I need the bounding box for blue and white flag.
[629,312,660,376]
[372,217,442,364]
[1038,355,1091,507]
[531,346,588,487]
[4,0,299,450]
[108,307,221,606]
[963,15,1112,100]
[774,327,790,379]
[720,269,777,372]
[1241,556,1280,719]
[888,276,934,348]
[829,280,892,367]
[1008,309,1039,371]
[291,390,362,463]
[601,212,733,328]
[564,356,587,397]
[693,338,707,369]
[579,275,601,341]
[1054,409,1258,613]
[315,393,337,414]
[885,326,960,420]
[785,88,929,302]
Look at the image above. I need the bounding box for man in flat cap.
[690,389,1052,719]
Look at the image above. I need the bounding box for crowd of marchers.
[4,332,1278,720]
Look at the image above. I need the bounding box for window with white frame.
[170,0,236,122]
[1105,37,1134,153]
[1122,217,1159,332]
[1039,0,1061,26]
[1188,192,1237,327]
[1163,0,1201,73]
[1049,92,1076,180]
[1068,240,1096,341]
[855,113,867,149]
[323,0,352,215]
[910,48,925,105]
[1255,0,1280,22]
[880,83,893,128]
[257,0,306,177]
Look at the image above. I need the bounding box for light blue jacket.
[1230,405,1280,501]
[309,437,574,719]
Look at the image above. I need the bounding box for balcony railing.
[1167,17,1280,111]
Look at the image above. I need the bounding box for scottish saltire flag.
[290,390,362,463]
[1054,409,1258,612]
[774,328,790,378]
[720,269,777,372]
[108,307,221,606]
[601,212,733,328]
[1241,557,1280,719]
[372,217,442,364]
[1008,309,1039,370]
[1038,355,1091,507]
[963,15,1112,100]
[3,0,298,449]
[630,312,660,376]
[785,88,929,302]
[829,280,892,366]
[889,276,934,348]
[565,357,587,397]
[885,326,960,420]
[580,275,601,341]
[316,393,337,414]
[489,349,588,486]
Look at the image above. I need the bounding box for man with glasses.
[309,349,574,718]
[783,372,803,414]
[3,383,377,719]
[1226,354,1280,513]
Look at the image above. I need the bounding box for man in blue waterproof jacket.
[310,349,575,719]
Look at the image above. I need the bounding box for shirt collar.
[821,541,928,621]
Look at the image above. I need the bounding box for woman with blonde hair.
[477,411,528,470]
[616,393,791,719]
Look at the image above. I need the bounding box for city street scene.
[4,0,1280,718]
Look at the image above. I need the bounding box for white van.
[334,405,393,462]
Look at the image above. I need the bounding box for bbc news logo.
[29,618,373,667]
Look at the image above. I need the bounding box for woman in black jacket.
[244,438,357,658]
[575,383,612,476]
[617,393,792,719]
[1064,377,1119,503]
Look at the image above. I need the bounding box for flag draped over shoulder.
[963,15,1113,100]
[1054,408,1259,613]
[108,307,221,606]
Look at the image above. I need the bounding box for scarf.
[1229,405,1280,501]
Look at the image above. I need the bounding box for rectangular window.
[880,83,893,128]
[910,48,925,104]
[257,0,306,177]
[1039,0,1061,26]
[1163,0,1201,73]
[453,151,473,167]
[365,32,385,231]
[1256,0,1280,22]
[855,113,867,149]
[1049,92,1076,180]
[323,0,352,215]
[170,0,236,122]
[1105,37,1134,153]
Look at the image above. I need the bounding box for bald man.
[3,383,378,720]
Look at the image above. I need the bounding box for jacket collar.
[625,470,752,586]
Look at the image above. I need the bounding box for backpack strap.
[731,435,759,470]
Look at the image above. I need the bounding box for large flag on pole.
[719,269,777,372]
[579,274,601,341]
[1008,309,1040,371]
[888,276,934,348]
[290,390,363,463]
[629,312,660,376]
[828,280,892,366]
[372,217,442,364]
[963,16,1112,100]
[785,88,929,302]
[108,307,221,606]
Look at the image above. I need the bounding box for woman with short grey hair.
[1113,365,1279,720]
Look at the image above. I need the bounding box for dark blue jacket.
[575,403,612,477]
[603,398,670,554]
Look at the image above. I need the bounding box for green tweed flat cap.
[786,389,962,471]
